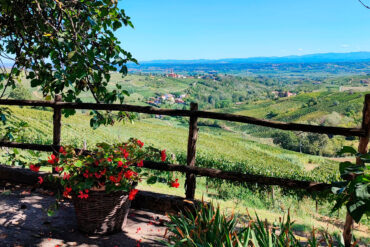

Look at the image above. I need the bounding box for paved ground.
[0,183,168,247]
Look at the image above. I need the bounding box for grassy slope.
[224,91,364,125]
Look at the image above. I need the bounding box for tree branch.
[359,0,370,9]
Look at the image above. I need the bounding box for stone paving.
[0,184,167,247]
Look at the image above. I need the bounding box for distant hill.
[138,52,370,64]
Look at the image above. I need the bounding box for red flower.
[171,179,180,188]
[63,172,70,180]
[78,190,88,199]
[100,168,106,175]
[94,160,99,166]
[95,172,102,179]
[55,166,63,173]
[137,160,143,167]
[161,150,166,162]
[107,157,112,162]
[83,170,89,178]
[137,140,144,148]
[63,187,72,197]
[47,154,59,164]
[124,170,134,179]
[29,164,40,172]
[117,160,124,167]
[128,189,139,200]
[59,146,67,155]
[85,189,89,193]
[123,149,129,159]
[109,175,121,183]
[38,176,43,184]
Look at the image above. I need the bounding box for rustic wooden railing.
[0,94,369,247]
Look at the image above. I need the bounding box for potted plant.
[28,138,179,234]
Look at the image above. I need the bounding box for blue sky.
[117,0,370,61]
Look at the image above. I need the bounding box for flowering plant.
[28,138,179,203]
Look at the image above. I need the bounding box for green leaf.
[347,200,367,223]
[113,21,122,31]
[337,146,357,155]
[67,50,76,59]
[147,176,158,185]
[355,183,370,200]
[74,160,83,167]
[62,108,76,118]
[339,162,363,177]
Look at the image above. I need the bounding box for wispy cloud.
[341,44,350,48]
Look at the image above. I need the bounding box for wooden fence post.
[343,94,370,247]
[52,94,62,173]
[185,102,198,199]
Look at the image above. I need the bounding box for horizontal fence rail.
[0,141,329,192]
[0,99,365,137]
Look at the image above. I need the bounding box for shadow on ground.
[0,184,167,247]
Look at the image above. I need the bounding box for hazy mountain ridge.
[137,52,370,64]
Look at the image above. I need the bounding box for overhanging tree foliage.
[0,0,137,128]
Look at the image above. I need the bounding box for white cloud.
[341,44,350,48]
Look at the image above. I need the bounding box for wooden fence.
[0,94,369,246]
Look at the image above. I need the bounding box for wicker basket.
[72,190,131,234]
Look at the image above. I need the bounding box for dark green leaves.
[0,0,136,128]
[337,146,357,156]
[331,148,370,223]
[147,176,158,185]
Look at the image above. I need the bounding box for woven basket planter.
[72,190,131,235]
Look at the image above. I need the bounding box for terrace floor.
[0,182,167,247]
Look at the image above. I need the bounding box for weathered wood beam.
[0,99,365,137]
[343,94,370,247]
[0,141,330,192]
[185,102,198,199]
[142,160,330,192]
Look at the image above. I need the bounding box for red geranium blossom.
[137,160,143,167]
[63,172,70,180]
[78,190,89,199]
[107,157,112,162]
[29,164,40,172]
[109,175,121,183]
[95,172,102,179]
[38,176,43,184]
[137,140,144,148]
[123,149,129,159]
[161,150,166,162]
[55,166,63,173]
[47,154,59,164]
[171,179,180,188]
[63,187,72,197]
[83,170,90,178]
[128,189,139,200]
[59,146,67,155]
[124,170,134,179]
[100,168,106,175]
[117,160,124,167]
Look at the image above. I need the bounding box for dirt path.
[0,184,167,247]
